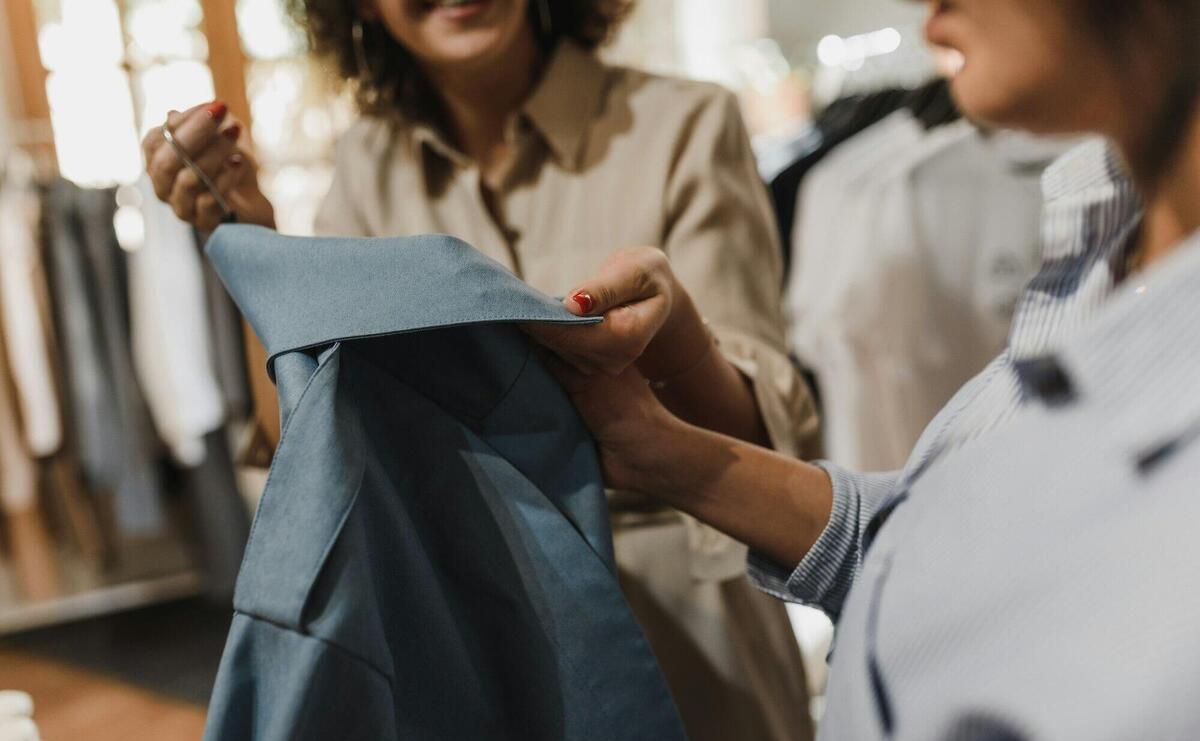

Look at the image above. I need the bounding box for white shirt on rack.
[786,118,1055,471]
[0,157,63,458]
[129,176,225,466]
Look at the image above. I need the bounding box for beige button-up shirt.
[314,41,819,578]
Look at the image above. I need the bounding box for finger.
[169,188,198,224]
[141,109,179,164]
[170,100,229,157]
[168,127,238,203]
[193,192,225,232]
[522,323,599,375]
[563,247,669,317]
[146,101,228,200]
[194,151,250,230]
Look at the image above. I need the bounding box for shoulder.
[331,115,411,168]
[604,64,743,134]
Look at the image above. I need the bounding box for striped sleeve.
[748,464,899,621]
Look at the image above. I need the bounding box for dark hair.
[289,0,633,123]
[1079,0,1200,182]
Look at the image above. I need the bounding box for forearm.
[625,419,833,568]
[638,292,769,446]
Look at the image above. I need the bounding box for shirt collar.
[1006,139,1143,363]
[520,40,607,169]
[1022,232,1200,469]
[408,40,607,171]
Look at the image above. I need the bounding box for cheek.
[949,41,1080,132]
[376,3,429,54]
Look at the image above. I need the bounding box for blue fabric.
[202,225,685,741]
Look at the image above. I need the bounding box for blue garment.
[202,225,685,741]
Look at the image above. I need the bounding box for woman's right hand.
[142,101,276,231]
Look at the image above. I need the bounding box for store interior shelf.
[0,571,204,636]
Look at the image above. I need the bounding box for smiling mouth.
[423,0,485,8]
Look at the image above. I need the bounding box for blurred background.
[0,0,1006,738]
[0,0,935,232]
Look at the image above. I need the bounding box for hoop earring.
[535,0,552,37]
[352,19,374,84]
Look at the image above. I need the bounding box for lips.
[423,0,484,8]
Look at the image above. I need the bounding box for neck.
[1131,111,1200,270]
[424,27,543,174]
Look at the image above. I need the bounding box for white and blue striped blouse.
[751,138,1200,739]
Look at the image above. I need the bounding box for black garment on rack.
[768,78,961,281]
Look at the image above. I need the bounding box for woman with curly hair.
[142,2,818,738]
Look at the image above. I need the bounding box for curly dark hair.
[289,0,633,123]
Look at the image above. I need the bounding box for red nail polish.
[571,292,594,314]
[205,101,228,121]
[227,153,244,167]
[222,123,241,141]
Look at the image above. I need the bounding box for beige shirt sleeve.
[660,88,822,581]
[662,88,821,461]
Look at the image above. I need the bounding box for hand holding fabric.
[524,245,715,382]
[142,101,275,231]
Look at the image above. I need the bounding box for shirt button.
[1014,356,1076,405]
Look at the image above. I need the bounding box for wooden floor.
[0,649,205,741]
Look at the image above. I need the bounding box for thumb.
[563,253,661,318]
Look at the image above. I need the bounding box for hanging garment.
[786,119,1061,471]
[180,429,249,603]
[768,79,961,280]
[129,176,226,466]
[0,157,63,457]
[42,180,165,535]
[202,225,685,741]
[0,309,62,601]
[0,311,37,516]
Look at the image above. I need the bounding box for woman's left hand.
[523,246,677,377]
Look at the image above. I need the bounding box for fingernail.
[571,292,594,314]
[222,123,241,141]
[227,153,244,167]
[205,101,228,121]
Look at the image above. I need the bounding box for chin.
[948,68,1021,130]
[421,29,511,66]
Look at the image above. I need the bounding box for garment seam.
[265,315,598,380]
[246,336,645,725]
[239,344,342,570]
[350,352,636,723]
[232,611,396,687]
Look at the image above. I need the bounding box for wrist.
[637,282,710,381]
[613,412,700,497]
[232,188,276,229]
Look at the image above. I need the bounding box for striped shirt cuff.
[748,463,898,621]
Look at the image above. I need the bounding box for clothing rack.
[0,169,249,635]
[0,572,204,635]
